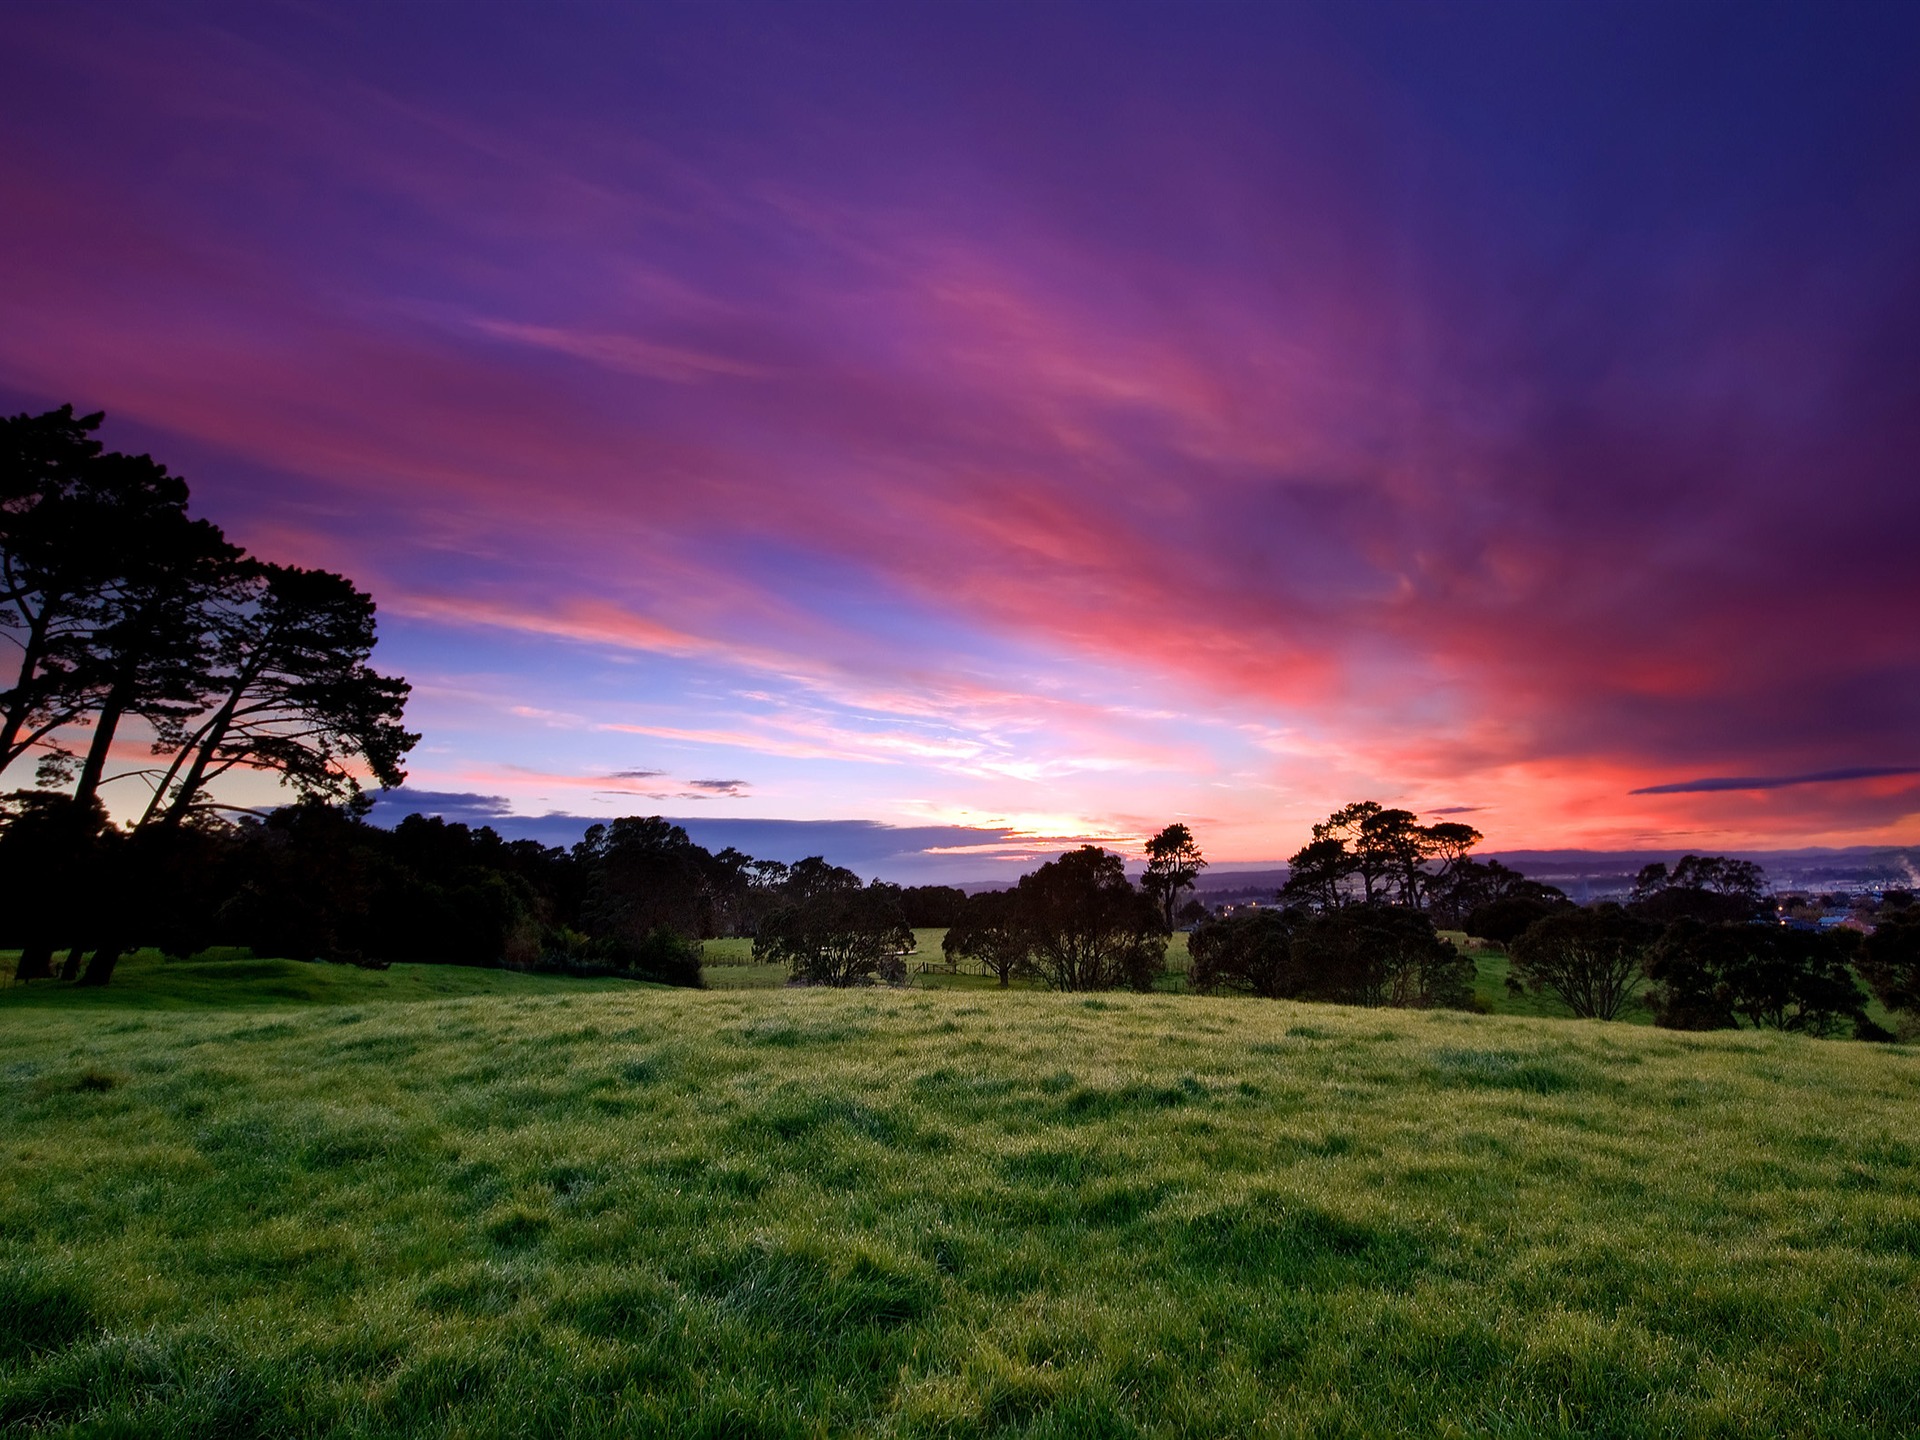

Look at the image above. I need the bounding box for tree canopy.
[1646,922,1876,1037]
[1279,802,1485,912]
[2,405,416,830]
[1507,904,1657,1020]
[1141,823,1206,930]
[755,869,913,986]
[1009,846,1164,992]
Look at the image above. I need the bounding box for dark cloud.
[366,788,512,822]
[608,769,665,780]
[686,778,749,795]
[1631,767,1920,796]
[363,793,1038,879]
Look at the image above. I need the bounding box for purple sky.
[4,2,1918,878]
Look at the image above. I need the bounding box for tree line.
[1178,805,1918,1041]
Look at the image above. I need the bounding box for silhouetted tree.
[1465,894,1573,947]
[782,854,862,902]
[1280,802,1488,913]
[1857,910,1920,1019]
[1433,858,1566,930]
[1141,823,1206,930]
[1646,922,1874,1036]
[65,503,239,820]
[1322,802,1395,903]
[1507,904,1657,1019]
[1,407,138,775]
[943,888,1028,986]
[1630,855,1769,926]
[0,789,105,980]
[1010,846,1165,991]
[1418,821,1484,895]
[1187,908,1302,998]
[900,883,968,928]
[574,817,718,946]
[139,563,415,827]
[756,872,912,985]
[1290,906,1476,1009]
[1280,837,1353,910]
[1,406,240,803]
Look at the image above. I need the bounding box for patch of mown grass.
[2,964,1919,1436]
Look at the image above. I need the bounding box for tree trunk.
[69,686,127,816]
[12,942,54,982]
[0,610,52,771]
[157,690,241,827]
[58,947,87,981]
[78,943,124,987]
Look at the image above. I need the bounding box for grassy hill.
[4,955,1919,1436]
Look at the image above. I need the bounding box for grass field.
[4,952,1920,1436]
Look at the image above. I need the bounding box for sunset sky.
[4,3,1918,878]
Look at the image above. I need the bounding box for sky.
[3,2,1918,880]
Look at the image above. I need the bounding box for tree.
[1419,821,1484,885]
[755,879,912,986]
[574,817,719,946]
[1857,911,1920,1019]
[1009,846,1165,991]
[943,888,1028,986]
[1645,922,1874,1037]
[1279,836,1353,911]
[900,884,967,928]
[138,563,415,827]
[1,406,112,774]
[1187,908,1302,997]
[60,492,240,819]
[0,789,106,981]
[1630,855,1769,926]
[1506,904,1657,1020]
[1141,823,1207,930]
[1465,894,1573,947]
[782,854,863,902]
[1320,802,1393,903]
[1,407,235,794]
[1432,858,1565,930]
[1359,807,1428,906]
[1280,802,1488,913]
[1290,906,1476,1009]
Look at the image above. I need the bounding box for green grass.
[4,958,1920,1436]
[0,949,630,1009]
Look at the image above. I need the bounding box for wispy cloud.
[470,319,773,383]
[1631,767,1920,795]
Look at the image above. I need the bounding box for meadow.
[4,951,1920,1437]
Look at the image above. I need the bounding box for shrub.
[615,926,706,987]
